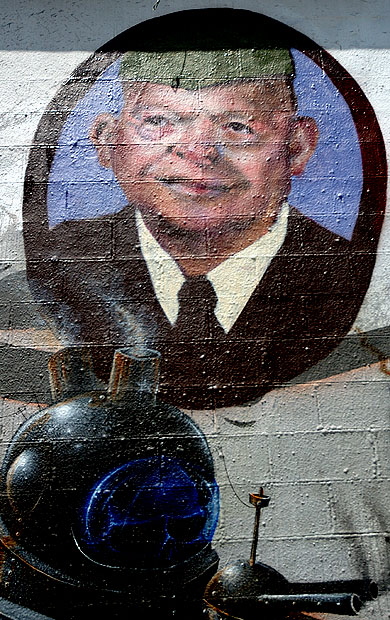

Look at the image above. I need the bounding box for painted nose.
[169,117,224,167]
[171,141,222,167]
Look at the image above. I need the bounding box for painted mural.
[0,7,387,620]
[22,9,386,410]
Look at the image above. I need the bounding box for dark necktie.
[175,275,220,339]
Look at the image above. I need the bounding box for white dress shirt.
[136,203,289,334]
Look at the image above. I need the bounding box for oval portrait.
[23,9,386,409]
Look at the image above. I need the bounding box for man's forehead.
[121,80,295,114]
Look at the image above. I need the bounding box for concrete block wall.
[191,363,390,586]
[0,1,389,618]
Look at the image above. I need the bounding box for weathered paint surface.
[0,2,388,619]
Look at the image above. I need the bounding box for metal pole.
[249,487,270,566]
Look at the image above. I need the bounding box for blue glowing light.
[77,456,219,568]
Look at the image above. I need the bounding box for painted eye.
[225,121,253,134]
[144,115,170,127]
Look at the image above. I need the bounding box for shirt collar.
[136,211,185,324]
[136,204,289,332]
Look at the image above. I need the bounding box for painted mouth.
[159,177,235,197]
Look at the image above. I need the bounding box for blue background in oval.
[47,49,362,240]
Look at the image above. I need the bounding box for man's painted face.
[92,80,317,236]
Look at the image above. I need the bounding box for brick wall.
[0,1,389,618]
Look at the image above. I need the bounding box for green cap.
[119,48,294,89]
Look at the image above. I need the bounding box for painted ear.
[289,117,319,176]
[89,113,117,168]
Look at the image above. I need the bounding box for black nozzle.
[289,578,378,602]
[253,593,362,616]
[208,592,362,618]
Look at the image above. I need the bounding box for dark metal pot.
[204,490,377,619]
[0,347,219,617]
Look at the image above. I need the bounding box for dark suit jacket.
[26,205,375,409]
